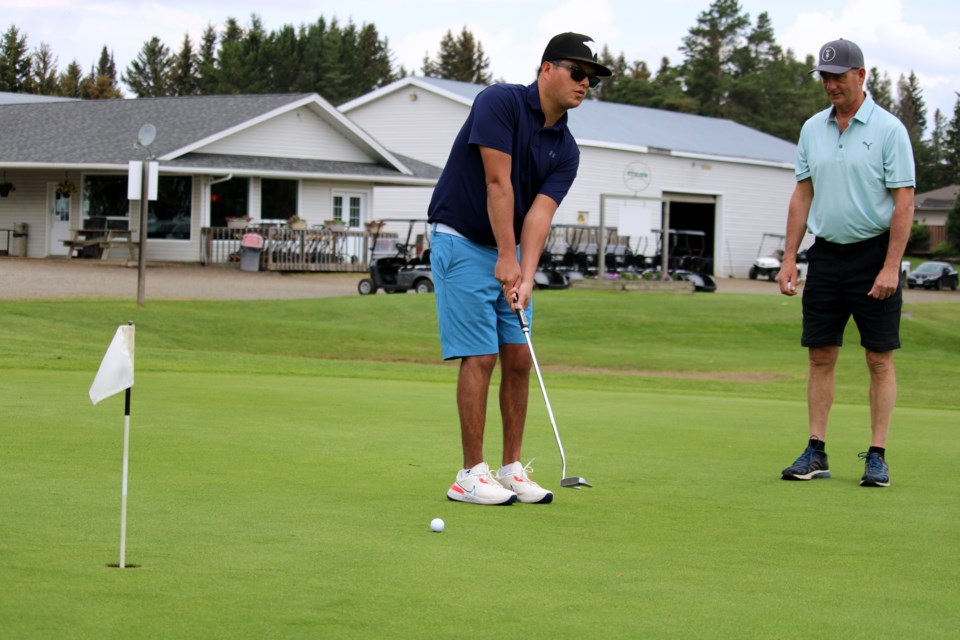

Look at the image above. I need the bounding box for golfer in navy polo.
[428,33,611,505]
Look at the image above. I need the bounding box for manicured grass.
[1,290,958,638]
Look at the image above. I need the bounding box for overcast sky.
[6,0,959,130]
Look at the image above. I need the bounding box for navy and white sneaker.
[858,451,890,487]
[781,445,831,481]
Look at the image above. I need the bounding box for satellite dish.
[137,123,156,148]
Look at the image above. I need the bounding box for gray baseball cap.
[811,39,864,74]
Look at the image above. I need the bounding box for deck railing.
[201,226,387,272]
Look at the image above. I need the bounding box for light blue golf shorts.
[430,228,531,360]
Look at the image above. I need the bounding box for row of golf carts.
[357,220,719,295]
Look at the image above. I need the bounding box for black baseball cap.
[811,39,864,74]
[542,32,612,76]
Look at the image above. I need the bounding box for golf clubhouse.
[0,92,440,268]
[1,80,801,276]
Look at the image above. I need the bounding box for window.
[332,192,365,228]
[261,179,298,221]
[210,177,250,227]
[83,175,130,229]
[148,176,193,240]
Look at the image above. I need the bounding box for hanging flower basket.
[56,179,76,197]
[287,215,307,230]
[364,220,384,234]
[324,219,347,232]
[226,216,250,229]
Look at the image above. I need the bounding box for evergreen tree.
[651,57,699,113]
[945,93,960,186]
[31,42,59,95]
[866,67,893,111]
[595,51,659,106]
[196,24,219,94]
[57,60,83,98]
[123,36,174,97]
[895,71,930,189]
[422,26,491,85]
[267,24,302,93]
[351,23,395,96]
[925,109,952,191]
[679,0,750,117]
[79,46,123,99]
[170,33,200,96]
[215,17,247,94]
[0,25,32,92]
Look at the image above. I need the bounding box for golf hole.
[106,563,141,569]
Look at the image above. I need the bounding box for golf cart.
[749,233,785,281]
[357,219,433,295]
[647,228,717,292]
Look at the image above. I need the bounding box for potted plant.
[0,182,14,198]
[364,219,383,234]
[56,179,76,198]
[324,218,347,232]
[287,215,307,230]
[226,215,251,229]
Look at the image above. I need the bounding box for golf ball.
[430,518,445,533]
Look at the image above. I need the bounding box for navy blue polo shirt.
[427,81,580,247]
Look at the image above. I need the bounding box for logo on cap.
[583,39,598,59]
[822,47,836,62]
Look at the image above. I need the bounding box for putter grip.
[516,308,529,331]
[514,297,529,332]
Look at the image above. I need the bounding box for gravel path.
[0,258,360,300]
[1,257,956,302]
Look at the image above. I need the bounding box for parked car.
[906,261,958,290]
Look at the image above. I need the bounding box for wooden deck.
[201,226,396,273]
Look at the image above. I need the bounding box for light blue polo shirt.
[796,95,914,244]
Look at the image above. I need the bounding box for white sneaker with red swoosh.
[495,460,554,504]
[447,462,518,505]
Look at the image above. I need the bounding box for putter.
[515,304,592,489]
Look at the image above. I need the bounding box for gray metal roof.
[396,77,797,166]
[0,93,439,181]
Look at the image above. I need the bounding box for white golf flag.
[89,325,135,405]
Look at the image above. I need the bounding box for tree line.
[1,1,958,200]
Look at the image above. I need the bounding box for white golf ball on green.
[430,518,444,533]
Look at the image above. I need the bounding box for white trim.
[668,149,794,170]
[340,77,476,112]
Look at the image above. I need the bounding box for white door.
[48,185,72,256]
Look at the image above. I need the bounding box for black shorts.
[801,231,901,352]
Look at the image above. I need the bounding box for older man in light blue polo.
[777,38,915,488]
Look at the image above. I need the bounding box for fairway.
[1,290,958,638]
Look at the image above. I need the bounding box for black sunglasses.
[551,60,602,88]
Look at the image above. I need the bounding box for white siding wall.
[200,107,374,163]
[0,169,84,258]
[559,146,798,277]
[345,90,470,167]
[370,186,434,220]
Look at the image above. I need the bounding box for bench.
[63,228,139,261]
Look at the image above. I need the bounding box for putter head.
[560,476,592,488]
